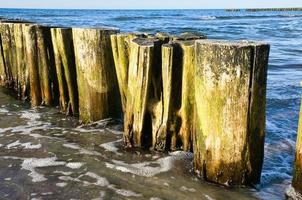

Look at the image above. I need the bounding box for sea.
[0,8,302,200]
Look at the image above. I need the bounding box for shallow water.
[0,9,302,200]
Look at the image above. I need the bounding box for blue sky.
[0,0,301,9]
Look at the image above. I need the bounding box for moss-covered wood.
[194,40,269,186]
[23,24,57,107]
[153,41,196,151]
[293,81,302,194]
[122,36,201,151]
[13,23,29,100]
[23,24,42,107]
[72,28,121,124]
[51,27,78,115]
[110,33,142,112]
[123,38,160,147]
[36,25,55,106]
[0,20,32,98]
[0,23,16,89]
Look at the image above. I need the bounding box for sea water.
[0,9,302,200]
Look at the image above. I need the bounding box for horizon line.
[1,6,302,10]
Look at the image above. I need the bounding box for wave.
[113,16,164,21]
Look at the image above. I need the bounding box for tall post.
[194,40,269,186]
[51,27,78,115]
[72,28,121,124]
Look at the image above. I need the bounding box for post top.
[195,39,269,47]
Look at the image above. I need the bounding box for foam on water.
[106,151,193,177]
[66,162,84,169]
[6,140,42,149]
[21,157,66,182]
[99,139,123,155]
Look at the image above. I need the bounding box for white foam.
[4,177,11,181]
[6,140,41,149]
[105,151,193,177]
[0,108,9,113]
[203,194,216,200]
[150,198,162,200]
[108,185,142,197]
[21,157,66,182]
[81,172,109,187]
[180,186,196,192]
[66,162,84,169]
[63,143,102,156]
[200,15,217,20]
[54,170,73,176]
[99,139,122,155]
[56,182,67,187]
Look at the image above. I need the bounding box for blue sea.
[0,8,302,200]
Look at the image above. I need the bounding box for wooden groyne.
[246,8,302,12]
[0,18,270,187]
[226,8,302,12]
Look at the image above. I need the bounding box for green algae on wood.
[293,81,302,195]
[110,33,142,112]
[23,24,57,107]
[23,24,42,107]
[51,27,78,115]
[123,38,159,148]
[194,40,269,186]
[72,28,121,124]
[122,36,201,151]
[154,41,196,151]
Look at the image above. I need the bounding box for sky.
[0,0,301,9]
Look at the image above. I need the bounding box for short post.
[194,40,269,186]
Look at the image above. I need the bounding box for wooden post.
[110,33,142,112]
[122,37,201,151]
[154,41,196,151]
[72,28,121,124]
[23,24,42,107]
[123,38,161,148]
[292,81,302,195]
[194,40,269,186]
[0,22,17,89]
[0,20,32,99]
[36,25,55,106]
[13,23,29,100]
[51,27,78,115]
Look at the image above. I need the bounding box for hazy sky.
[0,0,301,9]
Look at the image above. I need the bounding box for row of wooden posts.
[0,18,299,194]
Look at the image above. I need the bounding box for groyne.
[0,18,270,186]
[226,8,302,12]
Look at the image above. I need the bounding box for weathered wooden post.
[51,27,78,115]
[121,35,204,151]
[110,33,144,112]
[194,40,269,186]
[13,23,28,100]
[72,28,121,124]
[290,81,302,198]
[0,22,17,89]
[0,20,32,99]
[154,40,196,151]
[23,24,57,107]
